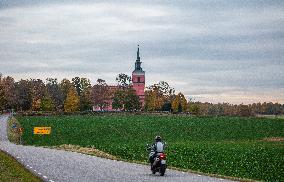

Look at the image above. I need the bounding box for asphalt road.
[0,115,235,182]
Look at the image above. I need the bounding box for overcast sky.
[0,0,284,104]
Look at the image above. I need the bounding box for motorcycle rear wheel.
[160,164,166,176]
[151,164,156,174]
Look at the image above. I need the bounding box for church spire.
[137,44,140,61]
[134,44,143,71]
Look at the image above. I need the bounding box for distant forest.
[0,73,283,116]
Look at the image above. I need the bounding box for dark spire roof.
[134,44,144,72]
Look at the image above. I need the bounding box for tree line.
[188,102,284,116]
[1,73,283,116]
[143,81,284,116]
[0,73,141,112]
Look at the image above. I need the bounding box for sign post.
[18,127,24,144]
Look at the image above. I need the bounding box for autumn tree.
[2,76,16,109]
[112,87,141,111]
[112,89,125,110]
[144,90,156,111]
[171,92,188,112]
[207,103,225,116]
[46,78,64,111]
[70,77,93,111]
[116,73,132,89]
[64,86,80,112]
[60,78,72,101]
[0,75,17,110]
[144,87,165,111]
[40,94,54,111]
[72,77,82,96]
[80,78,91,91]
[124,88,141,111]
[222,103,234,116]
[112,74,128,110]
[15,79,32,111]
[92,79,111,111]
[30,79,46,111]
[188,102,200,115]
[112,74,141,111]
[79,78,92,111]
[145,81,175,111]
[237,104,252,117]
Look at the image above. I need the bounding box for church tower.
[132,45,145,107]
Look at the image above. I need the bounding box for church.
[132,45,145,106]
[93,45,145,111]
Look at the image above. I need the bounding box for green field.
[17,115,284,181]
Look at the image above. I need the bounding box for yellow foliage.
[171,96,179,112]
[171,92,187,112]
[32,98,41,111]
[145,90,165,111]
[64,86,79,112]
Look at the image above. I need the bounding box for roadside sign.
[18,127,24,133]
[34,127,51,135]
[12,123,17,129]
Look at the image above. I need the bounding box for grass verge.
[50,144,118,160]
[0,150,42,182]
[7,116,23,144]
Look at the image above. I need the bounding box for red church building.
[132,45,145,107]
[93,45,145,111]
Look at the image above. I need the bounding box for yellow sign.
[34,127,51,135]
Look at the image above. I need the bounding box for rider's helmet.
[155,135,162,142]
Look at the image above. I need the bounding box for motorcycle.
[147,144,167,176]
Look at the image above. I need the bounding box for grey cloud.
[0,0,283,104]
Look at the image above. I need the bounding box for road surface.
[0,115,235,182]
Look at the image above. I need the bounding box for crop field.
[17,114,284,181]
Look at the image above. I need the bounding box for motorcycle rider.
[149,136,166,168]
